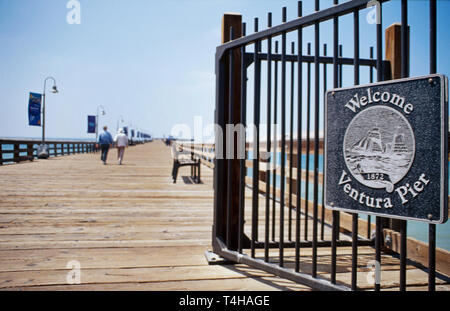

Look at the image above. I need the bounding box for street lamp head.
[52,85,58,93]
[97,105,106,116]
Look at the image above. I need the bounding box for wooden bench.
[170,143,201,184]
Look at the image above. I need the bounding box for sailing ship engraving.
[343,106,415,193]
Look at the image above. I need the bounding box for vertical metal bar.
[429,0,437,292]
[400,220,407,291]
[312,0,320,278]
[351,9,360,291]
[430,0,437,74]
[238,22,247,255]
[331,0,339,285]
[354,12,360,84]
[367,46,373,239]
[295,0,303,273]
[304,42,311,241]
[251,18,261,259]
[226,27,235,249]
[279,6,287,267]
[338,45,343,88]
[375,217,382,291]
[401,0,409,78]
[351,213,358,290]
[213,46,226,255]
[400,0,408,291]
[288,41,295,242]
[429,223,436,291]
[272,41,279,242]
[375,2,383,292]
[367,46,373,240]
[265,13,272,263]
[369,46,374,84]
[321,43,327,242]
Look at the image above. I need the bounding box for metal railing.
[178,142,215,169]
[212,0,447,291]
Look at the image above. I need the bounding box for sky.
[0,0,449,140]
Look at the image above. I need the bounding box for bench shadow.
[181,176,193,184]
[181,176,204,184]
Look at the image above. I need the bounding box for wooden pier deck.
[0,141,311,291]
[0,141,448,291]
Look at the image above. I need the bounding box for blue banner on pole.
[87,115,96,133]
[28,92,42,126]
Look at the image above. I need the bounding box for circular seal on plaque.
[343,106,415,193]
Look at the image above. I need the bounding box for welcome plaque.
[324,74,448,223]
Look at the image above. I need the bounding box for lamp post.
[42,77,58,144]
[96,105,106,142]
[116,115,124,133]
[37,77,58,159]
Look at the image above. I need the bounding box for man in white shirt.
[114,128,129,165]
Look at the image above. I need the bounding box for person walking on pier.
[97,125,113,165]
[114,128,128,165]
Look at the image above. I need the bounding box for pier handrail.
[0,137,150,165]
[177,141,215,169]
[0,138,98,165]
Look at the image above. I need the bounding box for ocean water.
[247,151,450,251]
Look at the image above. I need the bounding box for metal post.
[295,0,303,274]
[42,77,57,145]
[252,17,261,258]
[428,0,437,292]
[350,8,360,291]
[238,22,247,255]
[279,6,287,268]
[96,105,106,142]
[331,0,339,284]
[312,0,320,278]
[375,1,383,292]
[265,12,272,263]
[399,0,409,291]
[42,92,46,144]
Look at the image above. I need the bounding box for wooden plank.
[383,228,450,276]
[0,264,271,289]
[9,276,312,291]
[385,23,402,80]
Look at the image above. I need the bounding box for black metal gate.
[212,0,443,291]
